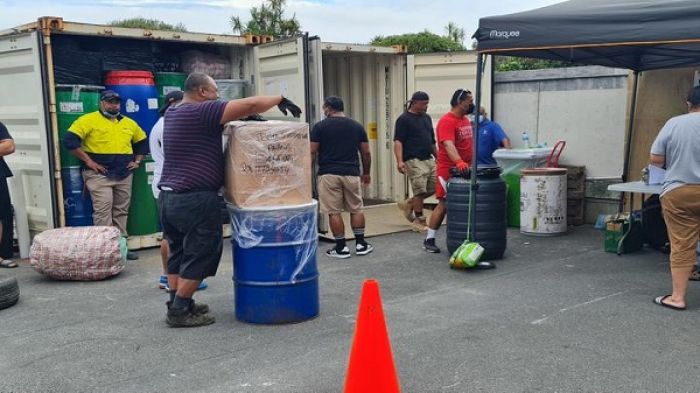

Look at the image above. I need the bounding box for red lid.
[104,70,155,86]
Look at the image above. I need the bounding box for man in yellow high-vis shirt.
[63,90,148,260]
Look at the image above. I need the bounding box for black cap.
[100,90,121,102]
[410,91,429,101]
[160,90,184,114]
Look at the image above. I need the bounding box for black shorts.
[159,190,223,280]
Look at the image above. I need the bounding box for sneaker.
[126,251,139,260]
[166,307,215,328]
[166,300,209,315]
[197,281,208,291]
[356,243,374,256]
[423,238,441,253]
[158,275,168,290]
[397,199,414,223]
[326,246,351,259]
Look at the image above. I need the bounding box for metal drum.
[61,166,93,227]
[520,168,567,236]
[104,70,160,136]
[229,201,319,324]
[446,166,507,260]
[154,72,186,107]
[126,155,158,236]
[215,79,247,100]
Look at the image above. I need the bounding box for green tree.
[231,0,301,37]
[495,56,579,71]
[370,30,464,54]
[444,22,465,46]
[109,18,187,32]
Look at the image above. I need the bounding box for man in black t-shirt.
[311,96,373,258]
[0,121,17,268]
[393,91,437,232]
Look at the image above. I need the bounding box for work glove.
[455,160,469,174]
[278,96,302,118]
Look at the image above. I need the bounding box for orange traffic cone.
[343,279,401,393]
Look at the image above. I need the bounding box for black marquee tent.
[464,0,700,242]
[474,0,700,71]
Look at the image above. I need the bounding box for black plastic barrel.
[446,166,507,260]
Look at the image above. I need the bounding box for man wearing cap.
[64,90,148,260]
[158,72,302,327]
[393,91,437,232]
[311,96,373,259]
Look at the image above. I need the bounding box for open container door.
[253,35,311,122]
[253,35,329,231]
[0,32,56,245]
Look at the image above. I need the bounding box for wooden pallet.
[562,165,586,226]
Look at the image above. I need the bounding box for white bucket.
[520,168,567,236]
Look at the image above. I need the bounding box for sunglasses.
[457,89,472,102]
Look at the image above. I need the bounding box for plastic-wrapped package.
[223,120,312,208]
[30,226,127,281]
[181,50,231,79]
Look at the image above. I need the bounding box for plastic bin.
[493,147,553,227]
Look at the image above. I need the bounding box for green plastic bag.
[449,240,484,269]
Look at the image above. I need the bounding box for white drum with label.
[520,168,567,236]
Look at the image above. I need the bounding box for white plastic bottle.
[521,131,530,148]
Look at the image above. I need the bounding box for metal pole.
[620,70,640,211]
[469,53,484,241]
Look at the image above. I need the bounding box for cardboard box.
[223,120,312,208]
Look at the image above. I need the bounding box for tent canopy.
[473,0,700,71]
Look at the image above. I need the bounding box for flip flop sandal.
[653,295,686,311]
[0,259,18,268]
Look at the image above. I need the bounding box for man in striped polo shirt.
[158,72,301,327]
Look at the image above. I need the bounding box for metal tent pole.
[620,70,640,211]
[469,53,485,241]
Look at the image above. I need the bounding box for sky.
[0,0,563,43]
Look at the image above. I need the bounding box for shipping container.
[0,17,485,249]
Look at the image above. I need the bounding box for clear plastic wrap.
[229,201,318,283]
[223,120,312,208]
[30,226,126,281]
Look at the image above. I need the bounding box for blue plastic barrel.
[229,201,319,324]
[61,167,93,227]
[104,70,160,136]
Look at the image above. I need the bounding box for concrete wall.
[493,66,630,178]
[493,66,630,222]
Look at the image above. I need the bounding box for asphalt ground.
[1,226,698,393]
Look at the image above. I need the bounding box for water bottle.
[521,132,530,148]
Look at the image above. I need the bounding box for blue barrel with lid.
[104,70,160,136]
[229,201,319,324]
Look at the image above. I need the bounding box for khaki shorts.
[406,158,436,196]
[661,185,700,270]
[318,174,364,214]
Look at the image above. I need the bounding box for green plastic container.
[154,72,187,107]
[127,155,159,236]
[504,173,520,228]
[56,85,103,167]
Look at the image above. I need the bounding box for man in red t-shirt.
[423,88,475,253]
